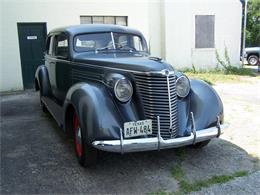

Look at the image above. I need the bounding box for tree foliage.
[246,0,260,47]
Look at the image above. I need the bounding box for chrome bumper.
[92,115,229,153]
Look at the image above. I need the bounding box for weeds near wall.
[215,47,246,75]
[191,64,197,73]
[178,47,256,85]
[215,47,232,69]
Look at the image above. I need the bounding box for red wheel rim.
[73,113,83,157]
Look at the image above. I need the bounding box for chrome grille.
[134,72,178,139]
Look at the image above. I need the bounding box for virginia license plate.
[124,119,152,138]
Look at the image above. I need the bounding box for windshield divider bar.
[111,32,116,49]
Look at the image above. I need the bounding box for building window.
[80,16,128,26]
[195,15,215,48]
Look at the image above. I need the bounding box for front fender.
[64,82,124,144]
[189,79,224,130]
[35,65,52,96]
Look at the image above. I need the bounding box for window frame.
[73,32,112,52]
[112,32,146,52]
[46,36,51,53]
[46,35,55,56]
[80,16,128,26]
[53,33,70,59]
[73,32,147,53]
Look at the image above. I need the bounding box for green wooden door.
[17,23,47,89]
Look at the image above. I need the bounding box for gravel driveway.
[1,77,259,194]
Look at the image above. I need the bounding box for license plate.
[124,119,152,138]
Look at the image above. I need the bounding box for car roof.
[49,24,144,37]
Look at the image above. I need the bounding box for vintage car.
[35,24,228,167]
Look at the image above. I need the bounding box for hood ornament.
[160,69,170,76]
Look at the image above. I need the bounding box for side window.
[54,34,69,58]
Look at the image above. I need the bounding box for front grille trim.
[133,71,178,139]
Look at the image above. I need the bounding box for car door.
[52,33,71,104]
[45,35,57,99]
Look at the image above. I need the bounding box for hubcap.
[249,58,257,65]
[73,113,83,157]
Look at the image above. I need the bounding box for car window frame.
[53,32,70,59]
[48,36,55,56]
[73,32,148,53]
[112,32,145,51]
[73,32,112,52]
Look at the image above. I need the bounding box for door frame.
[17,22,47,89]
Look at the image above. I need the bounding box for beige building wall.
[0,0,242,91]
[0,0,158,91]
[163,0,242,69]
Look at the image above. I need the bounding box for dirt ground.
[214,77,260,160]
[0,76,260,194]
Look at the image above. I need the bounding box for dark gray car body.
[35,24,225,153]
[244,47,260,65]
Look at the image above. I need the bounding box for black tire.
[73,112,97,167]
[248,55,259,66]
[39,91,48,113]
[191,140,211,148]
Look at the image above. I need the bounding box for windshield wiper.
[96,44,137,53]
[116,46,136,53]
[95,47,114,52]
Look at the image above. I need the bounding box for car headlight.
[176,75,190,98]
[114,78,133,102]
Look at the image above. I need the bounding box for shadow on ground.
[1,92,259,194]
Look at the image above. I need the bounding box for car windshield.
[74,32,147,53]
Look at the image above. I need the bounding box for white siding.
[0,0,151,91]
[0,0,242,91]
[163,0,242,69]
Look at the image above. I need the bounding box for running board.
[41,96,63,128]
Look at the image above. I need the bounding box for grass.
[181,67,256,85]
[171,165,185,181]
[149,191,173,195]
[178,171,248,194]
[175,148,187,161]
[152,164,249,195]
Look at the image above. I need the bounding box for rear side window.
[54,34,69,58]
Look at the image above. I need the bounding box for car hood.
[73,52,174,72]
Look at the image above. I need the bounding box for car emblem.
[164,70,169,76]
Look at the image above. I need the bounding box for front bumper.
[92,115,229,153]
